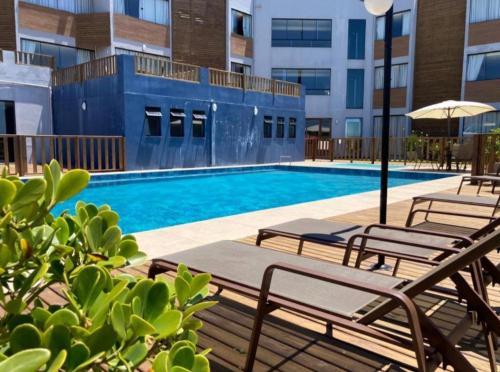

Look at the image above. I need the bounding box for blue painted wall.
[53,55,305,170]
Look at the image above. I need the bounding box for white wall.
[0,51,52,135]
[252,0,417,138]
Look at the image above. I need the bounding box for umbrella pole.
[375,6,393,270]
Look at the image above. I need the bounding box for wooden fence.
[208,68,301,97]
[52,56,117,86]
[0,135,126,176]
[135,56,200,83]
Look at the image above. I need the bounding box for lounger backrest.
[361,228,500,321]
[470,216,500,240]
[402,227,500,297]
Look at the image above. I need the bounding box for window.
[22,0,93,13]
[115,48,170,61]
[21,39,93,69]
[289,118,297,138]
[272,68,331,95]
[145,107,162,136]
[231,62,251,75]
[277,117,285,138]
[463,111,500,134]
[348,19,366,59]
[346,69,364,109]
[263,116,273,138]
[192,111,206,138]
[373,116,407,137]
[374,64,408,89]
[306,118,331,138]
[345,118,362,137]
[467,51,500,81]
[376,10,410,40]
[114,0,169,25]
[0,101,16,162]
[272,19,332,47]
[470,0,500,23]
[170,109,185,137]
[232,9,252,37]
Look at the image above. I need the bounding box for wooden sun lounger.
[459,175,500,194]
[148,232,500,371]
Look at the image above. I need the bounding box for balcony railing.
[0,134,125,176]
[52,56,117,86]
[135,56,200,83]
[209,68,302,97]
[15,51,55,69]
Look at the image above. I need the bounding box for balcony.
[21,0,93,13]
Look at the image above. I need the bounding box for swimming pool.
[54,166,451,233]
[329,163,406,170]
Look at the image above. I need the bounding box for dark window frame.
[263,116,273,138]
[466,50,500,82]
[145,107,162,137]
[376,10,411,40]
[231,9,252,37]
[271,68,331,96]
[170,108,185,138]
[272,18,332,47]
[231,62,252,75]
[347,19,366,60]
[346,69,365,109]
[277,117,285,138]
[192,110,206,138]
[288,117,297,139]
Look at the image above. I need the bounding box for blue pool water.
[331,163,405,170]
[54,166,450,233]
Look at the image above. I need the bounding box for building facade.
[1,0,500,140]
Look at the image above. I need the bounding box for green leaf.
[86,216,103,251]
[118,239,139,258]
[85,323,117,356]
[32,307,51,329]
[53,217,70,245]
[11,179,46,211]
[10,324,42,353]
[152,310,182,338]
[54,169,90,203]
[122,341,148,367]
[0,348,51,372]
[175,276,190,307]
[0,179,16,208]
[152,351,168,372]
[111,302,130,340]
[184,301,217,318]
[170,346,195,370]
[126,278,154,313]
[101,226,121,252]
[98,210,119,227]
[45,309,79,329]
[192,355,210,372]
[66,342,90,371]
[46,349,67,372]
[45,325,71,357]
[130,314,156,337]
[5,298,27,315]
[43,164,53,204]
[49,160,61,200]
[189,273,212,297]
[144,281,169,322]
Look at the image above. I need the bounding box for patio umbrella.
[406,100,495,136]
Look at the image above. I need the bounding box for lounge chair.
[257,217,500,283]
[407,192,500,219]
[458,162,500,194]
[148,232,500,371]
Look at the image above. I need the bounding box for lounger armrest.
[342,233,462,268]
[364,223,474,246]
[406,208,495,228]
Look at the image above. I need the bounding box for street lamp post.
[364,0,394,268]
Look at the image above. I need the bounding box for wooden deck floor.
[40,183,499,371]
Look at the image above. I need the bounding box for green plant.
[0,160,215,371]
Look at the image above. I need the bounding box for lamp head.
[364,0,393,16]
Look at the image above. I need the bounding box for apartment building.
[1,0,499,139]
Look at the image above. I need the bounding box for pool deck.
[135,162,463,259]
[38,170,499,370]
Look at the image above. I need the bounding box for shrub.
[0,161,215,371]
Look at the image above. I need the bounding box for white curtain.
[376,17,385,40]
[393,64,407,88]
[243,13,252,36]
[401,12,411,35]
[140,0,168,25]
[114,0,125,13]
[345,119,362,137]
[467,54,485,81]
[490,0,500,21]
[375,67,384,89]
[76,0,93,13]
[471,0,500,22]
[373,116,406,137]
[21,39,38,54]
[155,0,169,25]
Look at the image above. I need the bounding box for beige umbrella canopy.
[406,100,495,136]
